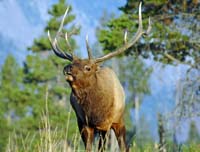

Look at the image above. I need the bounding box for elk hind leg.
[111,122,128,152]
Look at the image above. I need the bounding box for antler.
[86,35,93,59]
[48,7,79,61]
[94,2,151,63]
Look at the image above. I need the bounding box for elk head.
[48,3,151,88]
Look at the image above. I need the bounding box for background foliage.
[0,0,199,151]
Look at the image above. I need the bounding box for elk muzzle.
[63,65,74,82]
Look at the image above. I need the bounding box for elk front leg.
[78,119,94,152]
[111,122,128,152]
[81,126,94,152]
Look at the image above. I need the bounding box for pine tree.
[22,0,80,145]
[98,0,200,67]
[0,0,81,151]
[187,121,200,144]
[0,55,21,152]
[157,113,166,152]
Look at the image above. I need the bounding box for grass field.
[5,91,200,152]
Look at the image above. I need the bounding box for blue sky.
[67,0,126,57]
[0,0,125,64]
[0,0,199,142]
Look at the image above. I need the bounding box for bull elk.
[48,3,151,152]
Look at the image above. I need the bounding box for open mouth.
[65,73,74,82]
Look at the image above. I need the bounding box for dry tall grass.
[6,88,197,152]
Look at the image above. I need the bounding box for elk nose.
[63,65,72,75]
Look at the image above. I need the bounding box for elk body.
[48,3,151,152]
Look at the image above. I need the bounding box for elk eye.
[84,65,91,71]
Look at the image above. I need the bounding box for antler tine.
[86,35,93,59]
[48,31,73,60]
[48,7,74,61]
[124,30,128,44]
[65,32,73,52]
[57,7,70,36]
[146,17,152,35]
[95,2,151,63]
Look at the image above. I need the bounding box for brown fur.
[63,59,128,152]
